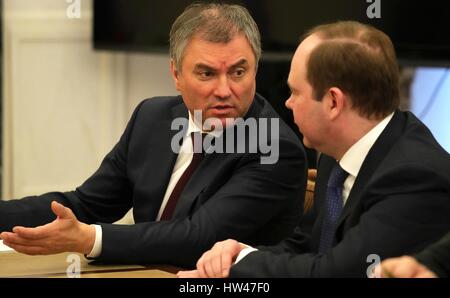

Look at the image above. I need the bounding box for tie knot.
[327,163,349,188]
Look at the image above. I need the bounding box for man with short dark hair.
[0,3,307,268]
[178,21,450,277]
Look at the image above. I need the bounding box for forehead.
[288,35,322,84]
[182,34,255,68]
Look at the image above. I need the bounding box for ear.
[324,87,346,120]
[170,60,181,91]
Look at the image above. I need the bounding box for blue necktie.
[318,163,349,253]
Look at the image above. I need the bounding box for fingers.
[1,231,23,244]
[2,232,47,255]
[197,244,222,278]
[219,240,243,277]
[0,232,11,242]
[415,270,437,278]
[207,248,223,278]
[51,201,73,219]
[196,239,241,278]
[0,231,47,248]
[196,255,208,278]
[380,256,422,278]
[210,243,226,277]
[12,225,51,240]
[221,251,233,277]
[15,227,40,239]
[379,258,400,278]
[203,251,216,277]
[1,241,47,255]
[177,270,201,278]
[381,261,403,278]
[206,242,224,277]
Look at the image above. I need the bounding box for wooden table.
[0,251,178,278]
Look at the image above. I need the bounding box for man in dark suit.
[178,21,450,277]
[0,3,307,268]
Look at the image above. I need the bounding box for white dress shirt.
[235,112,395,264]
[88,112,221,258]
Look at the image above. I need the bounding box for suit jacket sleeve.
[0,100,146,231]
[230,164,450,277]
[0,97,307,269]
[415,232,450,278]
[96,134,305,268]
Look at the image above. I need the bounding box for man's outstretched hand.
[0,201,95,255]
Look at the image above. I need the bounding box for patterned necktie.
[160,132,204,221]
[318,163,349,253]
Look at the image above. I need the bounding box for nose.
[213,76,232,100]
[285,97,292,110]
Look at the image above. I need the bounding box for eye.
[197,70,215,80]
[231,68,246,79]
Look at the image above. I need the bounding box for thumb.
[177,270,200,278]
[51,201,73,219]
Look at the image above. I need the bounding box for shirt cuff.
[86,224,102,258]
[234,246,258,264]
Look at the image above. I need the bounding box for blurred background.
[1,1,449,218]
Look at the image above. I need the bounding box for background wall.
[2,0,176,202]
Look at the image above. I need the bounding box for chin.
[302,138,314,149]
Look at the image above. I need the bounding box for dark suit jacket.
[416,231,450,277]
[231,110,450,277]
[0,94,307,268]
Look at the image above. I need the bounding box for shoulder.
[353,111,450,202]
[128,95,185,123]
[383,111,450,172]
[367,139,450,200]
[136,95,183,113]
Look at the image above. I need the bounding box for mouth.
[209,105,235,115]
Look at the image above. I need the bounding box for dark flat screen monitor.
[94,0,450,65]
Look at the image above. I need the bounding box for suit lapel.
[172,152,231,218]
[140,102,187,220]
[172,95,263,218]
[336,110,407,230]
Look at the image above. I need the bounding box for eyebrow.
[230,59,249,69]
[193,63,215,71]
[193,59,249,71]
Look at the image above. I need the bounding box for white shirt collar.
[339,112,394,178]
[187,111,223,138]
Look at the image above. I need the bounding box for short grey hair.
[169,2,261,72]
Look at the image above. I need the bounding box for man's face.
[171,34,256,128]
[285,34,327,150]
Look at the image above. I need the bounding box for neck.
[327,114,383,160]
